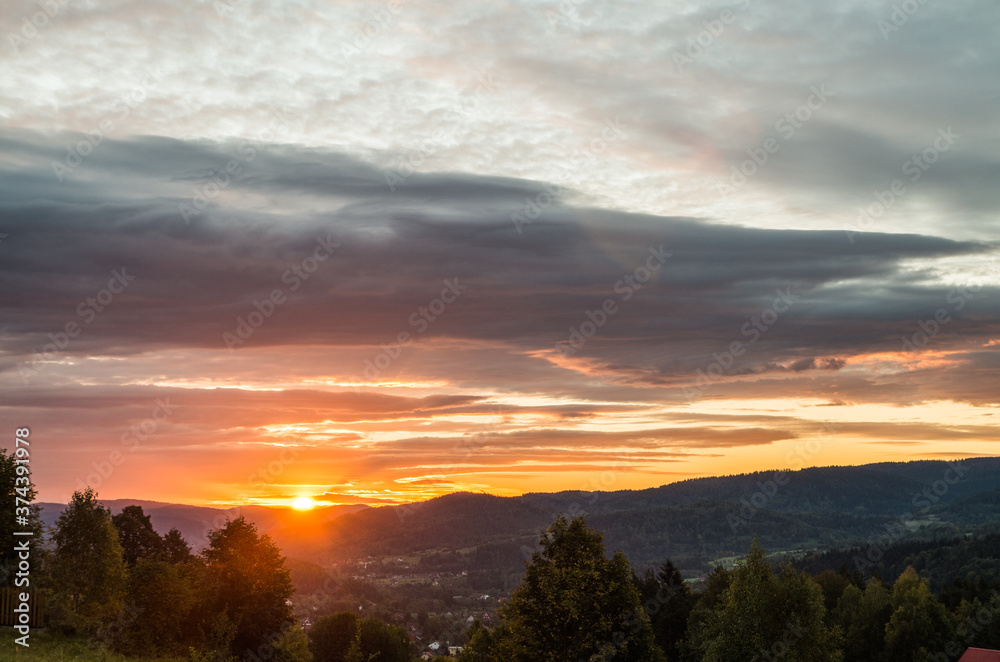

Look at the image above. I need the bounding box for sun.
[291,496,317,511]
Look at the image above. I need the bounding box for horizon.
[34,455,998,511]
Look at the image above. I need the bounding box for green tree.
[465,515,664,662]
[813,569,851,617]
[201,516,295,660]
[882,567,955,662]
[274,623,314,662]
[309,611,360,662]
[111,557,199,656]
[0,445,44,587]
[47,487,127,635]
[112,504,164,565]
[693,540,842,662]
[460,620,516,662]
[834,577,892,662]
[345,617,410,662]
[680,565,730,662]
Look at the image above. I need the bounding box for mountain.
[36,458,1000,579]
[288,457,1000,576]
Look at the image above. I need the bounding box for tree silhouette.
[200,516,295,659]
[112,504,164,565]
[163,527,193,564]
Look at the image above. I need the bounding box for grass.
[0,630,186,662]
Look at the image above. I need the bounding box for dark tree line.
[44,488,310,661]
[459,516,1000,662]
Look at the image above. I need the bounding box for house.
[959,649,1000,662]
[448,646,464,656]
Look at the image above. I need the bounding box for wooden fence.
[0,587,45,628]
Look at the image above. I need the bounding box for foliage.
[464,515,664,662]
[200,517,295,660]
[163,527,194,564]
[0,445,44,587]
[309,612,360,662]
[273,624,314,662]
[111,557,200,657]
[113,505,166,565]
[345,617,411,662]
[833,578,892,662]
[882,567,956,662]
[47,488,127,636]
[691,540,842,662]
[636,560,695,661]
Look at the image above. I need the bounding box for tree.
[112,557,199,656]
[692,540,842,662]
[274,624,314,662]
[345,617,410,662]
[648,559,695,660]
[680,565,730,662]
[309,612,360,662]
[163,527,194,563]
[0,445,44,587]
[834,577,892,662]
[112,504,164,565]
[813,569,851,617]
[201,516,295,660]
[47,487,127,635]
[464,515,665,662]
[882,567,955,662]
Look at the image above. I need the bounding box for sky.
[1,0,998,508]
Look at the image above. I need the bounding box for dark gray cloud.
[1,132,996,391]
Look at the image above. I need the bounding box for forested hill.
[37,458,1000,578]
[269,457,999,571]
